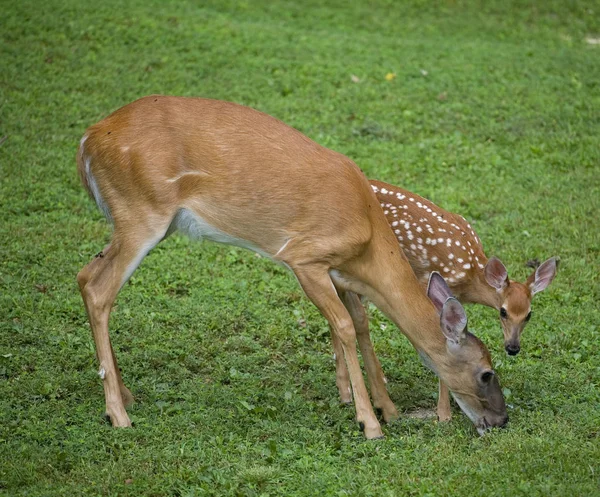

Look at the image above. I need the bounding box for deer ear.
[427,272,452,314]
[528,256,558,295]
[484,257,509,291]
[440,298,468,344]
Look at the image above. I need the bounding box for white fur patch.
[84,157,112,222]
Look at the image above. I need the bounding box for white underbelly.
[169,208,275,260]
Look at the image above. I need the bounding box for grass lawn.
[1,0,599,495]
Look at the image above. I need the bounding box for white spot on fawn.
[448,253,454,260]
[381,188,388,194]
[463,263,471,269]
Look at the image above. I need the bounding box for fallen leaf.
[438,91,447,101]
[420,69,428,76]
[35,284,48,293]
[351,74,360,83]
[585,37,600,45]
[385,72,396,81]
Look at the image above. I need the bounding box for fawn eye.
[480,371,494,383]
[500,307,508,319]
[525,311,532,322]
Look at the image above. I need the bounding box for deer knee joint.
[334,320,357,346]
[77,268,90,292]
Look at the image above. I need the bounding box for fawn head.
[484,256,557,355]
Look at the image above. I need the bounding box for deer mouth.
[477,414,509,435]
[476,417,491,436]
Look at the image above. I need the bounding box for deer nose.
[505,344,520,356]
[500,414,509,428]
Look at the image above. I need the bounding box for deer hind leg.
[339,291,399,423]
[330,325,352,404]
[292,265,383,439]
[77,224,168,427]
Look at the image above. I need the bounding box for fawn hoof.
[376,404,399,424]
[359,420,384,439]
[339,393,353,405]
[437,412,452,423]
[105,406,132,428]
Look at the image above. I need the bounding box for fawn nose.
[505,344,520,356]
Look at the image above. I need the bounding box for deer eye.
[500,307,508,319]
[525,311,532,322]
[480,370,494,384]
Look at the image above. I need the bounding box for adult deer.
[77,96,507,438]
[364,179,556,420]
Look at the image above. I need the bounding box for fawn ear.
[527,256,558,295]
[427,272,452,314]
[484,257,509,291]
[440,298,468,344]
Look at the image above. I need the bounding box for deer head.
[484,256,558,355]
[427,272,508,434]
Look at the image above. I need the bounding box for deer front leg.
[339,291,399,423]
[294,266,383,439]
[437,380,452,422]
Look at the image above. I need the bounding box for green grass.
[1,0,599,495]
